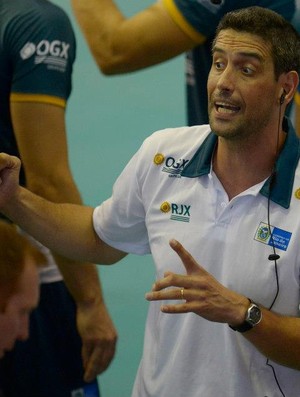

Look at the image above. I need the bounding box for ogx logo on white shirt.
[153,153,189,178]
[20,40,70,72]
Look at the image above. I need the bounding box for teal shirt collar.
[181,118,300,209]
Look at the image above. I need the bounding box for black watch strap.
[229,299,261,333]
[229,321,253,333]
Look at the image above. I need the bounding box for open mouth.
[215,102,241,114]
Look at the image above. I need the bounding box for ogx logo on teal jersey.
[20,40,70,59]
[20,40,70,73]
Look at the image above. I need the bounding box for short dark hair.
[214,6,300,80]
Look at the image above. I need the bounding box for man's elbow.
[93,48,142,75]
[98,59,122,75]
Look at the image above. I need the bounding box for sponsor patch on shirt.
[254,222,292,251]
[160,201,191,222]
[20,40,70,73]
[153,153,190,178]
[295,187,300,200]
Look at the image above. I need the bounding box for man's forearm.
[244,307,300,370]
[54,256,104,304]
[4,185,100,263]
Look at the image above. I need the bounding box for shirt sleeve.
[161,0,229,41]
[93,147,151,256]
[7,3,75,106]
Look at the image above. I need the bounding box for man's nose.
[216,65,235,93]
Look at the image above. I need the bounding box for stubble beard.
[208,106,273,145]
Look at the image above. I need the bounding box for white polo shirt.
[93,120,300,397]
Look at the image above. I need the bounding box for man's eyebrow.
[212,46,264,62]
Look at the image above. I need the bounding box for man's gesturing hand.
[145,239,249,327]
[0,153,21,208]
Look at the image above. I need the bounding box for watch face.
[248,305,262,325]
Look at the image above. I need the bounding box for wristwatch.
[229,300,262,333]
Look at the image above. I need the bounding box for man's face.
[0,256,39,358]
[207,29,281,141]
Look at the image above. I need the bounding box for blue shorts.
[0,281,100,397]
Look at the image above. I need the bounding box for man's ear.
[280,70,299,105]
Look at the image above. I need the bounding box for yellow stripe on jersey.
[10,93,66,108]
[162,0,206,44]
[294,91,300,106]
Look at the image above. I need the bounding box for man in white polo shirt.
[0,6,299,397]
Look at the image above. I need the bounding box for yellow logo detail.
[153,153,165,165]
[160,201,171,213]
[295,188,300,200]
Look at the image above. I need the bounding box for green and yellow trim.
[162,0,206,44]
[10,93,66,108]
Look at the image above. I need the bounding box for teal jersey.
[0,0,76,183]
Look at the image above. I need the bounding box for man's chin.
[210,121,231,136]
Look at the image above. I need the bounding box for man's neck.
[212,132,286,200]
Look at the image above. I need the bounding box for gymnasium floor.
[53,1,185,395]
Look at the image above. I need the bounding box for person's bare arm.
[10,101,125,260]
[0,174,125,265]
[10,101,121,380]
[71,0,204,74]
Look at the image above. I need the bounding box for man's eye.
[242,66,254,75]
[215,61,224,70]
